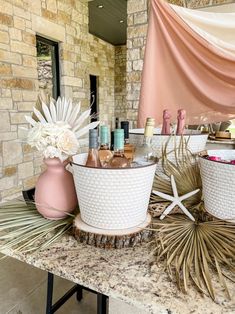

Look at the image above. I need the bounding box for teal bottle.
[105,129,129,168]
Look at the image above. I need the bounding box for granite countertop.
[1,235,234,314]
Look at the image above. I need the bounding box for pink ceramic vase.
[35,158,78,220]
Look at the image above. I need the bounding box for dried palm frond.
[0,200,75,254]
[25,95,99,138]
[152,136,202,208]
[151,212,235,300]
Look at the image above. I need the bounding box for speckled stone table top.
[1,235,235,314]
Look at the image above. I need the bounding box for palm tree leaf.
[33,108,47,123]
[0,201,75,254]
[49,100,57,122]
[68,102,81,127]
[75,121,100,138]
[42,102,53,123]
[72,109,91,132]
[151,212,235,301]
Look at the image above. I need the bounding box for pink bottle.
[35,158,78,220]
[176,109,186,135]
[161,109,171,135]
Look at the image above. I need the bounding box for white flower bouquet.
[25,97,99,161]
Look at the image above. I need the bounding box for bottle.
[115,117,119,129]
[98,125,113,166]
[105,129,129,168]
[134,117,155,164]
[176,109,186,135]
[120,121,135,161]
[110,131,114,151]
[161,110,171,135]
[85,129,101,167]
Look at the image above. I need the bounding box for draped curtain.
[138,0,235,127]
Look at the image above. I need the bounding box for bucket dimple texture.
[129,130,208,154]
[199,150,235,221]
[72,154,156,229]
[129,130,208,174]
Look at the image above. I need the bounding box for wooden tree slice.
[73,213,152,249]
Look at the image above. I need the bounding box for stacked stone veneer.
[126,0,235,124]
[0,0,116,201]
[114,45,127,120]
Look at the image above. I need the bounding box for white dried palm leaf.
[75,121,100,138]
[68,103,81,127]
[25,115,37,126]
[64,99,73,122]
[49,101,57,122]
[33,107,47,123]
[42,102,53,123]
[72,108,91,132]
[25,96,99,139]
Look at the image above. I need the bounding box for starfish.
[152,175,199,221]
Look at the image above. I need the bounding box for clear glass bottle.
[105,129,129,168]
[98,125,113,166]
[120,121,135,161]
[134,117,155,164]
[85,129,101,167]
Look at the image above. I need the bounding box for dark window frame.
[36,35,61,100]
[90,74,98,122]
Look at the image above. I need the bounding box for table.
[1,234,234,314]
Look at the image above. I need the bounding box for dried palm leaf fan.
[0,200,75,254]
[151,135,202,208]
[151,136,235,300]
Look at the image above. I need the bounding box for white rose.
[44,146,62,160]
[57,129,79,156]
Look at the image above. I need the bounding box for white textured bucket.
[72,154,157,230]
[199,150,235,221]
[129,129,208,154]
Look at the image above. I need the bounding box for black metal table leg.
[97,293,108,314]
[76,285,83,301]
[45,271,107,314]
[46,272,54,314]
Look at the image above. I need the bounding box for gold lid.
[144,117,155,137]
[145,117,155,127]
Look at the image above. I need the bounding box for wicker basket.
[199,150,235,221]
[72,154,157,230]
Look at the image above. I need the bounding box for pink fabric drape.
[138,0,235,127]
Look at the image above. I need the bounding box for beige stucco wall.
[0,0,116,200]
[126,0,235,124]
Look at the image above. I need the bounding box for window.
[36,36,60,100]
[90,75,98,122]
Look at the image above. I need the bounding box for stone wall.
[126,0,235,124]
[0,0,115,200]
[114,45,127,121]
[37,59,53,96]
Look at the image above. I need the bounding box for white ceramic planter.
[199,150,235,221]
[72,153,157,230]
